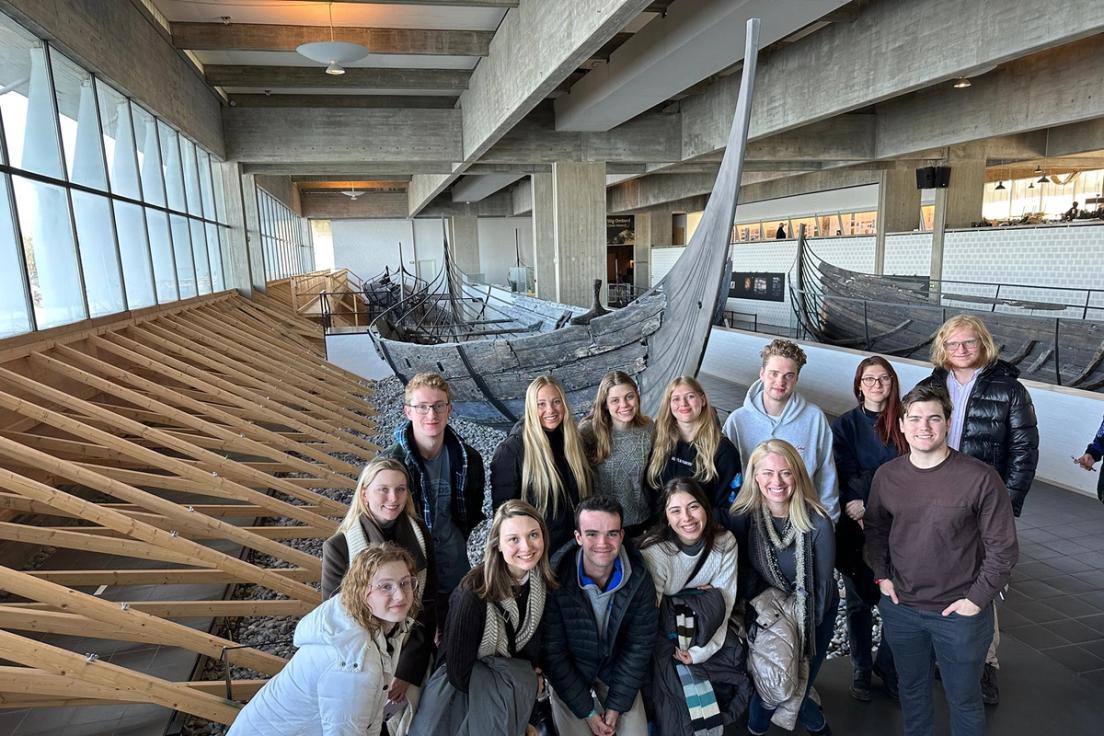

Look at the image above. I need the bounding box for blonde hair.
[404,372,451,403]
[729,439,826,533]
[520,376,591,517]
[586,371,650,464]
[465,500,557,602]
[760,339,807,370]
[928,314,998,369]
[338,457,417,533]
[646,376,721,489]
[340,542,420,634]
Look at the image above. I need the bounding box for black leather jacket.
[919,360,1039,516]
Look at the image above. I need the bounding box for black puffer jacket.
[541,543,657,719]
[919,360,1039,516]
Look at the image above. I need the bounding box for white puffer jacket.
[228,595,410,736]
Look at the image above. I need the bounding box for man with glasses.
[383,372,485,624]
[917,314,1038,705]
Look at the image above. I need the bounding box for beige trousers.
[549,679,649,736]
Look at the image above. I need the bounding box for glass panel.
[159,121,186,212]
[190,218,211,294]
[1,42,65,178]
[133,106,165,206]
[12,175,85,328]
[71,190,124,316]
[114,200,155,308]
[51,48,108,190]
[197,149,216,219]
[205,223,224,291]
[0,175,32,336]
[211,158,227,223]
[96,81,142,199]
[169,213,196,298]
[180,136,202,216]
[145,208,177,302]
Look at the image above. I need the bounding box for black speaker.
[934,166,951,188]
[915,166,936,189]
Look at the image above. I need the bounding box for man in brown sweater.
[865,383,1018,736]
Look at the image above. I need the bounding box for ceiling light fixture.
[953,77,971,89]
[342,188,362,200]
[995,180,1006,191]
[296,2,368,76]
[1038,174,1049,184]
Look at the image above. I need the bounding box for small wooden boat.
[371,19,765,426]
[791,235,1104,391]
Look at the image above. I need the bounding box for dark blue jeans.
[748,591,839,735]
[843,573,896,678]
[880,597,994,736]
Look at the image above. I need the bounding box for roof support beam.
[171,22,492,56]
[205,65,470,90]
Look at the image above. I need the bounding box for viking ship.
[369,20,763,426]
[791,233,1104,391]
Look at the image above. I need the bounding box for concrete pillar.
[240,172,267,293]
[218,161,252,297]
[552,161,607,307]
[633,209,673,289]
[447,215,480,277]
[930,158,986,294]
[874,168,921,274]
[530,173,556,300]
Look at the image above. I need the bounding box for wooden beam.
[0,522,209,566]
[171,21,492,56]
[0,668,266,705]
[27,567,317,586]
[204,65,470,90]
[39,524,329,540]
[0,630,241,724]
[8,599,310,617]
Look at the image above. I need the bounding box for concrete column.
[530,173,556,300]
[240,172,267,293]
[218,161,251,297]
[447,215,480,277]
[552,161,607,307]
[633,209,673,289]
[930,158,986,294]
[874,168,921,274]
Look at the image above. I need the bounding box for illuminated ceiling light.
[297,2,367,75]
[953,77,971,89]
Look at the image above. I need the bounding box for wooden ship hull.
[791,238,1104,391]
[371,20,765,426]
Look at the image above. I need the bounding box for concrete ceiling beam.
[450,173,527,202]
[205,65,471,90]
[227,94,458,108]
[328,0,518,6]
[301,190,513,219]
[407,0,655,215]
[244,162,455,176]
[171,22,492,56]
[224,108,462,163]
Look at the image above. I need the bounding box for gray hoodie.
[722,379,840,522]
[578,546,632,641]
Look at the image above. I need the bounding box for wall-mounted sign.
[730,271,786,302]
[607,215,635,245]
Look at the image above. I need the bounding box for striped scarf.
[673,598,724,736]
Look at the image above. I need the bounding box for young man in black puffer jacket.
[917,313,1038,706]
[542,496,657,736]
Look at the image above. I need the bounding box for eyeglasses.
[943,338,980,353]
[370,577,419,596]
[406,402,449,415]
[860,375,892,386]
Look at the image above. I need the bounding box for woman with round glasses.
[491,375,591,552]
[228,543,419,735]
[323,457,437,726]
[413,500,557,736]
[830,356,905,702]
[645,376,742,512]
[579,371,654,537]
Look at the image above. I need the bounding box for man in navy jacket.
[542,496,657,736]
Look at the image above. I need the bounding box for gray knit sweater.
[580,418,654,526]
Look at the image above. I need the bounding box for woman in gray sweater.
[578,371,654,537]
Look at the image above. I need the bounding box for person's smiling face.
[755,452,796,517]
[605,383,639,428]
[363,469,408,523]
[536,385,565,431]
[665,491,707,545]
[499,515,545,579]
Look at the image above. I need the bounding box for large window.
[258,188,313,281]
[0,10,230,338]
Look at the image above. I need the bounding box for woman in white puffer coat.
[227,543,419,736]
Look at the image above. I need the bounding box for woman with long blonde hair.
[322,457,437,722]
[725,439,836,736]
[646,375,742,511]
[578,370,654,536]
[491,375,591,551]
[229,543,419,736]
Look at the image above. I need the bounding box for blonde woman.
[491,375,591,551]
[725,439,836,736]
[228,543,418,736]
[322,457,437,717]
[646,376,742,511]
[412,500,557,736]
[578,370,654,536]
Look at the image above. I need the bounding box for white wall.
[477,217,534,286]
[331,219,419,280]
[700,327,1104,499]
